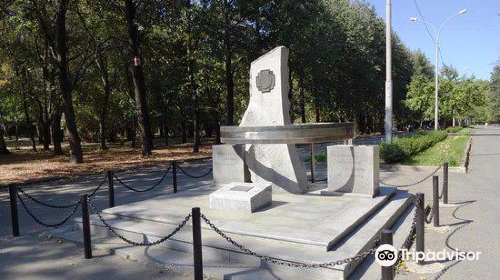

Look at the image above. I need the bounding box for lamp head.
[410,17,419,22]
[458,9,467,14]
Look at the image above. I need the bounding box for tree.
[124,0,153,156]
[489,64,500,122]
[411,49,434,79]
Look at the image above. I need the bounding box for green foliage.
[380,131,448,163]
[404,134,469,167]
[445,126,463,133]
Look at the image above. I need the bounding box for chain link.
[17,193,81,228]
[87,196,190,246]
[200,213,376,268]
[176,164,213,179]
[425,205,434,224]
[439,179,446,199]
[113,163,172,193]
[87,175,109,197]
[17,187,80,208]
[394,199,419,270]
[380,165,442,188]
[15,174,107,208]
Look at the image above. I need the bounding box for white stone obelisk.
[240,46,307,194]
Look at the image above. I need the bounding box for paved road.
[0,127,497,280]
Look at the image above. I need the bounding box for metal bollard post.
[192,207,203,280]
[173,161,178,193]
[310,143,316,183]
[416,193,425,264]
[443,162,448,204]
[380,229,394,280]
[9,186,20,237]
[107,170,115,208]
[433,176,440,227]
[81,195,92,259]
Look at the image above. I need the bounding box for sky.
[366,0,500,80]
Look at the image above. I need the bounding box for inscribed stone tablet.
[325,145,379,197]
[212,144,249,186]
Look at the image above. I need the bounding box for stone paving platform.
[102,185,396,251]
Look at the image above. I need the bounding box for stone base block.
[209,182,272,213]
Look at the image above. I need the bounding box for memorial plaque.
[323,145,379,197]
[230,185,253,192]
[212,144,250,186]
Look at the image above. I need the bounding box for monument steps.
[348,205,417,280]
[58,189,414,280]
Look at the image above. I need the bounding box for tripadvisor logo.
[375,244,482,267]
[375,244,398,267]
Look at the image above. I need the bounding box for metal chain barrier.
[16,174,108,209]
[380,165,442,188]
[113,163,172,193]
[201,213,377,268]
[88,196,190,246]
[88,175,109,197]
[176,163,213,179]
[439,180,446,199]
[394,198,420,270]
[425,205,434,224]
[432,201,474,280]
[17,193,81,228]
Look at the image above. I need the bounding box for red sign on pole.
[134,56,141,66]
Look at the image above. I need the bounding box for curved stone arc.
[220,122,356,144]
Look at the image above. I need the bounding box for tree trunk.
[56,0,83,163]
[38,116,51,150]
[131,115,137,148]
[97,54,111,150]
[163,124,169,146]
[0,126,9,155]
[125,0,153,156]
[185,0,199,153]
[21,76,37,152]
[181,117,187,143]
[52,108,64,155]
[299,76,306,123]
[223,0,234,126]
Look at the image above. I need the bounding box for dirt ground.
[0,138,212,185]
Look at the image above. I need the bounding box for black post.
[192,207,203,280]
[381,229,394,280]
[416,193,425,265]
[81,195,92,259]
[8,186,20,237]
[310,143,315,183]
[107,170,115,208]
[173,161,178,193]
[443,162,449,204]
[433,176,440,227]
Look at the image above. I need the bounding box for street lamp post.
[411,9,467,131]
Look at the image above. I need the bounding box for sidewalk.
[0,127,498,280]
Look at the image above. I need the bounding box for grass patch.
[402,134,470,167]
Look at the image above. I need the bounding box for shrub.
[380,131,448,163]
[446,126,463,133]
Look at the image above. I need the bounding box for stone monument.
[214,46,355,200]
[322,145,380,197]
[239,46,308,194]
